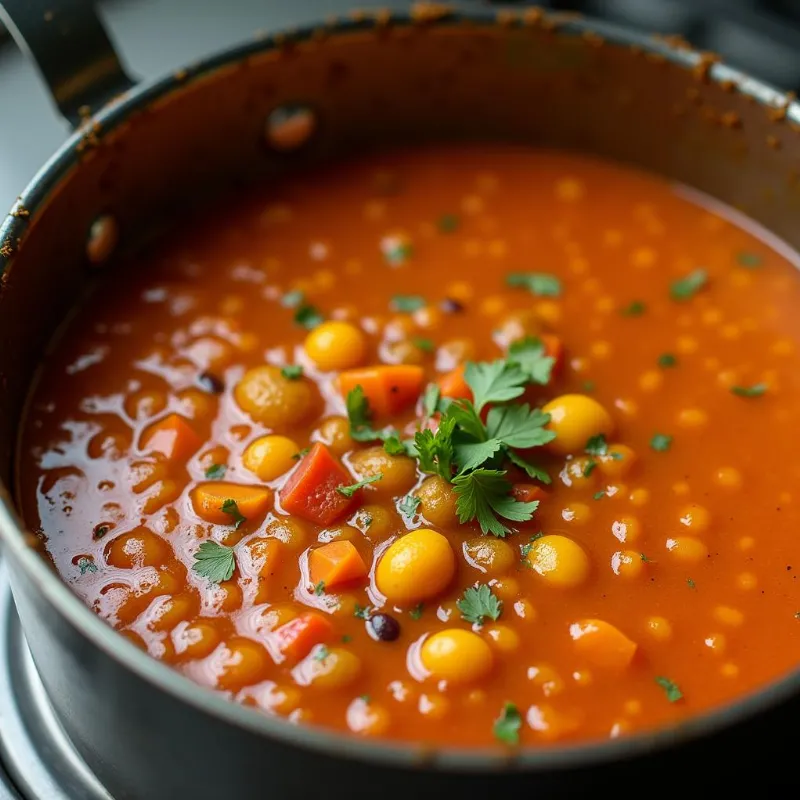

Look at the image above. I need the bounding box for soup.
[17,146,800,747]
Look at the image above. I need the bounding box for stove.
[2,1,800,797]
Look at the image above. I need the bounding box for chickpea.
[542,394,614,456]
[264,517,308,550]
[415,476,459,528]
[490,576,520,601]
[242,435,299,481]
[141,479,181,515]
[597,444,636,479]
[176,388,216,421]
[484,624,520,653]
[420,629,494,683]
[569,618,637,670]
[611,550,644,579]
[216,580,244,613]
[348,447,417,497]
[435,338,476,371]
[666,536,708,562]
[560,456,597,488]
[494,310,541,349]
[174,619,222,659]
[314,416,354,457]
[375,529,455,604]
[129,460,167,493]
[463,537,515,576]
[216,637,268,691]
[525,535,590,588]
[678,504,711,534]
[234,365,319,429]
[105,527,171,569]
[561,503,592,524]
[148,592,197,632]
[295,647,362,689]
[347,699,391,737]
[383,339,427,365]
[304,321,367,371]
[317,524,359,543]
[350,504,397,540]
[125,389,167,421]
[611,516,642,544]
[646,616,672,642]
[241,537,283,578]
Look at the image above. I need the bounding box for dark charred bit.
[197,371,225,394]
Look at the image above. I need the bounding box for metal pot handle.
[0,0,135,128]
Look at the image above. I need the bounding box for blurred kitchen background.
[1,0,800,210]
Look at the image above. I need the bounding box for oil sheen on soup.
[17,146,800,747]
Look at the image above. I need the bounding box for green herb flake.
[409,602,424,620]
[413,337,435,353]
[505,272,562,297]
[314,580,326,596]
[381,237,413,266]
[221,498,246,529]
[585,433,609,456]
[391,294,426,313]
[457,584,503,626]
[640,553,651,562]
[658,353,677,368]
[359,694,371,704]
[294,304,324,330]
[313,645,330,662]
[621,300,646,317]
[687,578,696,589]
[655,676,683,703]
[437,213,460,233]
[192,541,236,583]
[383,436,409,456]
[204,463,227,480]
[281,289,305,308]
[342,635,352,643]
[346,385,382,443]
[77,556,98,575]
[669,268,708,301]
[281,364,304,380]
[92,525,109,540]
[292,447,311,461]
[508,337,556,386]
[582,380,596,393]
[354,604,372,620]
[736,251,763,269]
[650,433,673,452]
[583,460,597,478]
[731,383,767,398]
[593,490,606,501]
[337,473,383,497]
[520,533,543,559]
[493,702,523,745]
[398,494,422,519]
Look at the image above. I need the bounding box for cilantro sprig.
[221,499,246,529]
[192,541,236,583]
[493,703,523,745]
[337,474,383,497]
[457,584,503,625]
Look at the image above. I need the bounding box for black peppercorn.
[197,371,224,394]
[367,612,401,642]
[440,297,465,314]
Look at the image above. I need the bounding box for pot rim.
[2,6,800,772]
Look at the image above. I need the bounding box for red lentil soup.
[17,146,800,747]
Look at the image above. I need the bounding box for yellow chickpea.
[420,629,494,683]
[525,535,590,588]
[666,536,708,562]
[494,310,541,348]
[234,365,319,429]
[347,699,391,736]
[216,638,268,691]
[463,537,515,576]
[350,504,397,540]
[304,321,367,371]
[561,503,592,524]
[105,527,171,569]
[542,395,614,456]
[491,576,520,601]
[678,504,711,534]
[646,616,673,642]
[375,529,456,604]
[264,517,308,550]
[415,476,459,528]
[242,435,299,481]
[597,444,636,479]
[348,446,417,497]
[611,516,642,544]
[297,647,362,689]
[175,619,222,659]
[484,624,520,654]
[560,456,597,488]
[148,593,197,633]
[314,416,354,457]
[175,388,216,421]
[611,550,644,579]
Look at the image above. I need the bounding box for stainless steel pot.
[2,2,800,797]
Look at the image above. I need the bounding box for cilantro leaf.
[506,449,551,484]
[457,584,503,625]
[414,414,456,480]
[486,404,555,449]
[413,337,435,353]
[493,703,522,745]
[736,250,762,268]
[281,364,303,380]
[337,474,383,497]
[409,602,424,620]
[731,383,766,398]
[346,385,382,442]
[650,433,672,452]
[422,383,441,422]
[437,213,460,233]
[655,676,683,703]
[314,580,326,595]
[508,337,555,385]
[77,556,97,575]
[670,268,708,301]
[391,294,426,312]
[205,463,227,479]
[585,433,608,456]
[658,353,677,368]
[453,469,538,537]
[398,494,421,519]
[506,272,562,297]
[464,360,527,413]
[221,499,246,529]
[454,439,504,473]
[281,289,304,308]
[443,400,486,442]
[354,604,372,619]
[294,304,324,329]
[621,300,646,317]
[383,436,409,456]
[192,541,236,583]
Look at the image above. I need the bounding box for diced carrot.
[140,413,202,462]
[438,364,473,401]
[272,612,336,663]
[191,482,273,525]
[541,334,564,377]
[338,365,424,418]
[569,619,638,670]
[512,484,547,504]
[309,541,368,589]
[279,443,355,525]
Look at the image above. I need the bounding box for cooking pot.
[2,2,800,797]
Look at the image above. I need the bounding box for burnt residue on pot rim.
[2,3,800,773]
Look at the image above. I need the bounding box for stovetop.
[2,1,800,797]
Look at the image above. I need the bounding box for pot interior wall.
[2,14,800,504]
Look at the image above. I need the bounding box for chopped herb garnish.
[221,498,246,528]
[506,272,562,297]
[292,447,311,460]
[687,578,696,589]
[342,635,352,643]
[359,694,371,703]
[354,604,372,620]
[337,474,383,497]
[391,294,426,313]
[413,337,435,353]
[655,676,683,703]
[191,541,235,583]
[409,602,424,620]
[381,236,413,266]
[582,380,596,393]
[520,533,544,559]
[281,289,305,308]
[731,383,767,398]
[314,580,326,596]
[383,436,409,456]
[437,213,460,233]
[464,360,528,413]
[585,433,609,456]
[621,300,646,317]
[398,494,421,519]
[281,364,303,380]
[650,433,673,452]
[583,460,597,478]
[77,556,97,575]
[422,383,442,423]
[346,385,383,442]
[508,337,555,385]
[658,353,677,368]
[670,268,708,301]
[92,525,109,540]
[493,702,523,745]
[294,304,324,329]
[640,553,651,562]
[736,251,763,268]
[593,490,606,500]
[457,584,503,626]
[314,645,330,662]
[205,463,227,479]
[453,469,539,537]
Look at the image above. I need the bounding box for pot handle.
[0,0,135,128]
